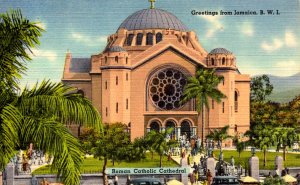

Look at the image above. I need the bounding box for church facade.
[62,5,250,142]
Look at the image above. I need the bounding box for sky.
[1,0,300,89]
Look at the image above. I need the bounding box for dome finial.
[149,0,156,9]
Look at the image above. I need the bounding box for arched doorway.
[165,120,176,139]
[181,120,191,140]
[150,121,160,132]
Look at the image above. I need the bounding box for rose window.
[149,68,187,110]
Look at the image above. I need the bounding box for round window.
[149,68,187,110]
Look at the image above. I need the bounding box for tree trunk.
[263,149,267,167]
[160,154,163,168]
[77,124,82,137]
[201,103,206,147]
[102,157,108,185]
[151,151,154,160]
[283,145,287,161]
[238,152,241,158]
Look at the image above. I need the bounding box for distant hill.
[268,87,300,103]
[268,72,300,91]
[252,72,300,103]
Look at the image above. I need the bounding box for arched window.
[222,57,226,65]
[126,57,128,64]
[181,120,191,140]
[115,56,118,63]
[235,91,238,112]
[105,56,108,64]
[116,102,118,113]
[211,58,215,66]
[150,121,160,132]
[126,99,129,110]
[126,34,134,46]
[212,99,214,109]
[126,73,128,81]
[136,33,143,45]
[166,120,176,139]
[105,81,108,89]
[105,107,108,117]
[116,76,118,85]
[146,32,153,45]
[156,32,162,43]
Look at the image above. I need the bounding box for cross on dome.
[149,0,156,9]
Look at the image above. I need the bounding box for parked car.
[127,178,163,185]
[212,176,240,185]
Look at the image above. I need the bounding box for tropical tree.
[181,68,226,145]
[0,10,102,185]
[124,137,147,162]
[245,124,274,167]
[79,127,101,156]
[233,135,245,158]
[92,123,130,185]
[250,74,273,102]
[206,125,232,153]
[1,81,102,185]
[145,128,178,167]
[274,127,299,161]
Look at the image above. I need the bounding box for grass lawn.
[214,150,300,170]
[33,152,179,175]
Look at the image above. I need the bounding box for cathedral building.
[62,3,250,142]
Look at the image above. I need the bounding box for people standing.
[207,169,212,185]
[187,154,191,166]
[114,175,118,185]
[189,172,195,185]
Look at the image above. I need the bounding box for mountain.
[268,72,300,92]
[268,87,300,103]
[252,72,300,103]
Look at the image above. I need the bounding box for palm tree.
[0,81,102,185]
[181,68,226,146]
[0,10,102,185]
[274,127,299,161]
[206,125,232,153]
[233,135,245,158]
[145,128,177,167]
[246,125,274,167]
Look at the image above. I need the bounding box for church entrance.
[149,121,160,132]
[165,120,176,139]
[181,120,191,140]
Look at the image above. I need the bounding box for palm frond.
[0,9,43,90]
[17,80,102,131]
[0,104,83,185]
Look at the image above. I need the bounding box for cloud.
[240,22,254,36]
[261,30,298,52]
[197,15,224,38]
[272,60,300,76]
[71,32,107,46]
[30,48,58,62]
[285,30,297,47]
[261,38,283,52]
